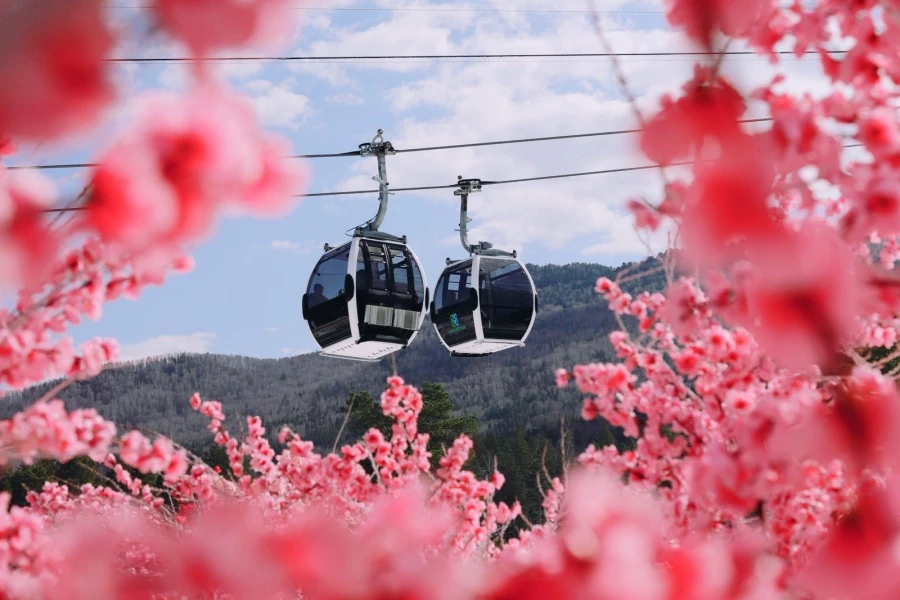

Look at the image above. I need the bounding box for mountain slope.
[7,257,666,450]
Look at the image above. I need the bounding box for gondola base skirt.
[446,339,524,356]
[318,339,404,362]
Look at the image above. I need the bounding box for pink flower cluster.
[0,400,115,465]
[0,378,791,599]
[0,240,186,391]
[87,85,303,256]
[0,0,303,396]
[3,0,900,598]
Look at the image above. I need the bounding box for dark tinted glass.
[365,242,388,291]
[433,261,476,347]
[305,244,352,347]
[478,258,534,340]
[410,254,425,299]
[389,247,411,293]
[307,245,350,307]
[356,249,366,291]
[435,261,473,312]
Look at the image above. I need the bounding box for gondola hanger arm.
[454,176,516,258]
[356,130,401,237]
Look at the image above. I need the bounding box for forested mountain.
[6,257,667,454]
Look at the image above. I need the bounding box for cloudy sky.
[9,0,838,361]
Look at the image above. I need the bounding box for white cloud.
[308,3,834,263]
[242,79,312,129]
[266,327,281,333]
[118,333,217,362]
[269,239,322,254]
[327,92,365,106]
[115,0,837,265]
[270,239,303,251]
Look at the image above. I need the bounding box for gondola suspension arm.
[453,176,516,261]
[358,130,396,235]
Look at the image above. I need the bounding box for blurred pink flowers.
[152,0,294,57]
[2,0,900,597]
[738,225,864,371]
[86,85,304,252]
[0,0,115,140]
[0,167,59,290]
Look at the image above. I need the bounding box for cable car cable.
[393,118,772,153]
[8,148,364,171]
[36,143,867,213]
[108,5,670,14]
[9,117,774,171]
[105,49,849,64]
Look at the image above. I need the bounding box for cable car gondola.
[302,131,429,362]
[430,178,537,357]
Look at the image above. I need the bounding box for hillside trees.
[345,382,477,462]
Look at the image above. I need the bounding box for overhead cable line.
[40,143,865,212]
[302,183,460,197]
[299,162,695,198]
[9,149,361,171]
[9,118,775,171]
[40,163,682,210]
[393,118,774,154]
[106,49,849,64]
[44,206,87,213]
[108,4,669,14]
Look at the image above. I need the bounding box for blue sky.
[7,0,833,360]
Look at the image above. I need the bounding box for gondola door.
[304,243,353,349]
[355,238,426,346]
[476,257,536,343]
[432,260,478,349]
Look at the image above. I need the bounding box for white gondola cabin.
[431,254,536,357]
[301,130,429,362]
[430,178,538,357]
[303,235,428,362]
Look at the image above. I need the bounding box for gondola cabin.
[303,235,429,362]
[431,254,537,357]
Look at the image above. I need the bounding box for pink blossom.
[0,0,115,140]
[555,368,570,388]
[0,137,14,156]
[0,400,116,464]
[231,137,306,217]
[739,225,863,371]
[628,199,662,231]
[0,167,59,290]
[658,279,706,338]
[153,0,293,58]
[595,277,616,295]
[842,165,900,241]
[724,389,757,417]
[771,367,900,473]
[680,137,782,266]
[795,479,900,600]
[641,67,747,166]
[86,147,179,250]
[859,107,900,156]
[86,85,304,252]
[70,338,118,379]
[665,0,775,48]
